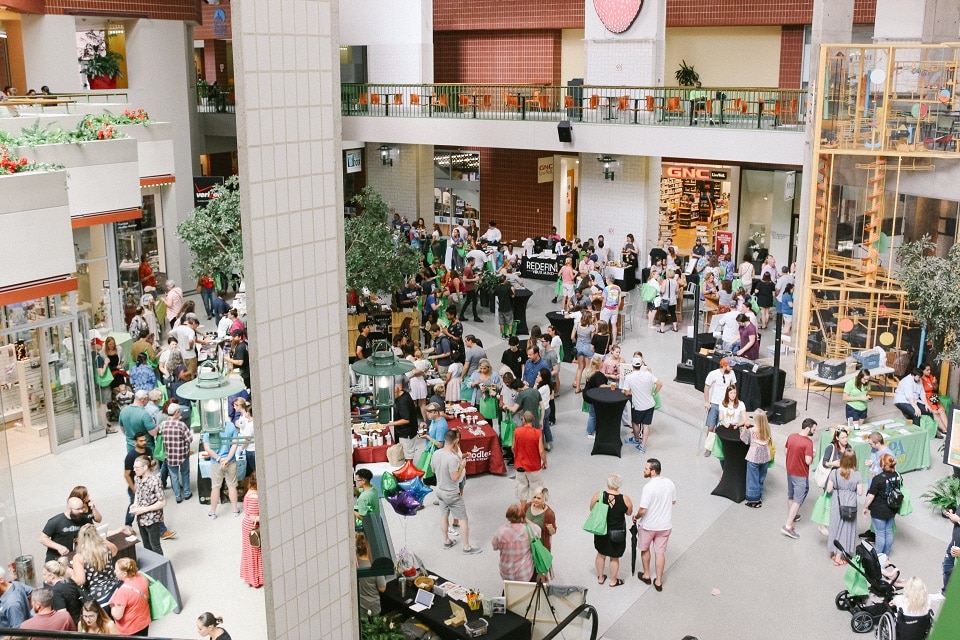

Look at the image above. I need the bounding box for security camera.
[204,0,220,5]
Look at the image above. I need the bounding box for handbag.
[153,432,167,463]
[703,431,716,453]
[525,525,553,575]
[500,417,515,448]
[814,460,832,489]
[94,364,114,388]
[839,505,857,521]
[249,525,261,548]
[141,572,178,620]
[652,295,663,308]
[608,528,626,544]
[582,492,609,536]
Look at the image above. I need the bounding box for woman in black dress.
[589,473,633,587]
[754,273,776,329]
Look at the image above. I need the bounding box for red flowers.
[0,148,32,174]
[122,108,149,122]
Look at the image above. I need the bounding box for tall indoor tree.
[176,175,243,280]
[344,187,421,297]
[897,236,960,366]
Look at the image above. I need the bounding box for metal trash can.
[15,555,37,587]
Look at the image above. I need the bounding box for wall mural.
[594,0,643,34]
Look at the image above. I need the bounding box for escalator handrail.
[539,603,599,640]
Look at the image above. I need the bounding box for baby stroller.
[833,540,899,633]
[875,607,933,640]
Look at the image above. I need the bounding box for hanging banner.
[715,231,733,257]
[193,176,224,208]
[537,157,554,183]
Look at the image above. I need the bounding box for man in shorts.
[781,417,817,539]
[634,458,676,591]
[702,359,737,456]
[202,418,240,517]
[622,357,662,453]
[431,430,482,554]
[495,275,515,339]
[596,276,622,344]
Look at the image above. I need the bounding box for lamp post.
[176,361,247,449]
[350,340,413,423]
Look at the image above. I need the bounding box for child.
[115,383,134,410]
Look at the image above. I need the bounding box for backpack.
[884,474,904,512]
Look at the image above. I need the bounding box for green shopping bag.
[582,496,609,535]
[652,387,662,410]
[153,432,168,463]
[460,381,474,402]
[416,446,435,479]
[898,487,914,516]
[640,281,658,303]
[581,400,590,413]
[732,278,742,293]
[94,365,114,388]
[811,491,831,527]
[844,557,870,597]
[142,572,177,620]
[526,524,553,575]
[426,249,435,264]
[711,432,725,460]
[456,245,467,258]
[500,417,515,448]
[554,278,563,298]
[750,297,760,314]
[479,394,498,420]
[190,403,201,430]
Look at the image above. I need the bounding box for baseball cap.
[90,337,103,345]
[425,402,442,412]
[632,357,644,368]
[166,403,181,416]
[720,358,730,367]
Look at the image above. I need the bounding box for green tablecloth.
[815,421,931,479]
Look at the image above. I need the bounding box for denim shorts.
[786,474,809,505]
[705,404,720,428]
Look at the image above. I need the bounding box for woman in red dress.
[240,472,263,588]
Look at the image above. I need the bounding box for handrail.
[0,628,192,640]
[538,603,599,640]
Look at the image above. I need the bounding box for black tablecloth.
[681,334,717,364]
[614,267,637,292]
[545,311,575,362]
[711,426,748,503]
[692,353,785,410]
[512,288,533,336]
[586,387,628,457]
[520,255,559,281]
[381,573,531,640]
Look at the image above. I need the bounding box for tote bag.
[153,432,168,463]
[500,417,515,448]
[582,493,609,536]
[526,525,553,575]
[141,572,178,620]
[811,491,831,527]
[479,394,498,420]
[416,446,435,479]
[95,365,114,388]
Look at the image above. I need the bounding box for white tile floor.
[5,277,954,640]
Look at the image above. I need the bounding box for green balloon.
[381,472,399,497]
[872,231,889,253]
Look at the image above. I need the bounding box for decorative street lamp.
[350,340,413,423]
[176,361,247,448]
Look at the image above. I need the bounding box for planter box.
[0,171,74,289]
[17,138,140,218]
[115,123,175,178]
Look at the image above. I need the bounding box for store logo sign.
[193,176,224,208]
[213,8,228,38]
[594,0,643,34]
[537,157,554,184]
[664,166,727,181]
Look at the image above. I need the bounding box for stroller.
[833,540,899,634]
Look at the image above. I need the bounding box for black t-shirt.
[867,471,899,521]
[356,334,372,359]
[393,392,418,440]
[42,513,87,562]
[447,322,464,354]
[495,283,515,310]
[592,333,611,357]
[124,447,154,479]
[501,348,525,379]
[232,341,249,373]
[51,578,84,623]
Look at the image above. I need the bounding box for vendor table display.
[801,366,895,419]
[710,426,749,503]
[692,352,785,411]
[137,546,184,614]
[351,406,507,475]
[520,254,559,281]
[602,263,636,291]
[585,387,629,457]
[381,570,531,640]
[544,311,575,362]
[814,420,931,479]
[512,288,533,336]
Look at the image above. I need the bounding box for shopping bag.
[479,395,498,420]
[767,440,776,469]
[640,282,658,303]
[898,487,914,516]
[811,491,831,527]
[844,557,870,597]
[190,404,201,430]
[460,381,473,402]
[141,572,178,619]
[153,432,167,463]
[554,278,563,298]
[500,418,515,448]
[581,401,590,413]
[386,443,405,467]
[95,365,114,388]
[703,430,716,453]
[426,249,435,264]
[710,432,725,460]
[652,387,662,410]
[416,446,435,479]
[526,525,553,575]
[582,496,609,536]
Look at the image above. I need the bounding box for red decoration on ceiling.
[594,0,644,34]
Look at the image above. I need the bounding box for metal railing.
[341,83,808,131]
[196,87,236,114]
[1,92,131,118]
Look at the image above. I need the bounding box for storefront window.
[434,150,480,234]
[737,169,801,269]
[658,164,736,258]
[116,188,165,327]
[74,226,111,328]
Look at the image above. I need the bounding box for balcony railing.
[341,83,808,131]
[1,92,130,118]
[197,86,236,114]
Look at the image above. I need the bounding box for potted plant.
[675,60,700,87]
[197,79,210,107]
[359,612,404,640]
[478,270,498,311]
[921,474,960,516]
[78,30,124,90]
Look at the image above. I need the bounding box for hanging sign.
[784,171,796,201]
[345,149,362,174]
[193,176,224,208]
[537,157,554,183]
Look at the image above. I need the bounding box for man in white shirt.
[633,458,677,591]
[623,357,662,453]
[894,368,933,423]
[702,358,737,456]
[466,246,487,271]
[481,221,502,244]
[169,313,207,376]
[714,309,742,351]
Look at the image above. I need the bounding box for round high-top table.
[585,387,629,457]
[512,288,533,336]
[710,425,749,503]
[545,311,575,362]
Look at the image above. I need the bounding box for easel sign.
[947,409,960,468]
[504,581,586,640]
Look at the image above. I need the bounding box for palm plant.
[675,60,700,86]
[920,474,960,515]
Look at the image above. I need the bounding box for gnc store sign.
[663,165,728,181]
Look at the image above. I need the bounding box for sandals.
[598,574,607,585]
[746,501,762,508]
[609,578,624,587]
[638,574,652,585]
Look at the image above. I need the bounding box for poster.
[715,231,733,257]
[537,157,554,183]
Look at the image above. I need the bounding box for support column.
[203,39,230,85]
[232,1,354,638]
[20,15,82,92]
[875,0,960,43]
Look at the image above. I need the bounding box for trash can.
[567,78,583,121]
[15,555,37,587]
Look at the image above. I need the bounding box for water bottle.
[847,417,853,430]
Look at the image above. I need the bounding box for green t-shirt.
[355,486,380,516]
[844,377,869,411]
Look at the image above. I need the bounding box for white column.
[123,19,201,288]
[366,143,436,222]
[875,0,960,43]
[20,15,85,93]
[233,1,354,639]
[576,154,653,257]
[340,0,433,83]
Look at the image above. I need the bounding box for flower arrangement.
[0,147,63,175]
